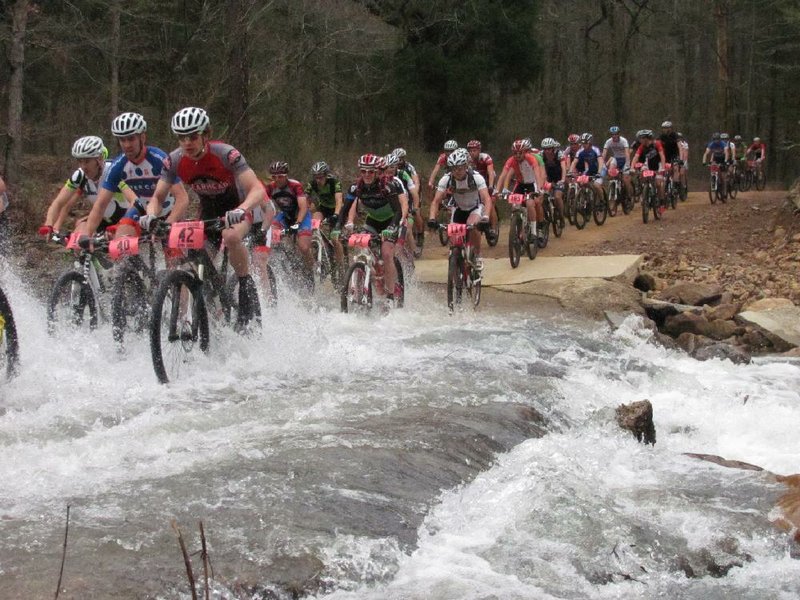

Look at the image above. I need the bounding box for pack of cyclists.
[33,108,769,327]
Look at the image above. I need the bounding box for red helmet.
[467,139,481,149]
[567,133,580,144]
[358,153,380,169]
[512,139,530,153]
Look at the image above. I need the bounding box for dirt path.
[420,188,799,305]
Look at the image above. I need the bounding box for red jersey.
[266,179,306,219]
[503,153,539,185]
[470,152,494,180]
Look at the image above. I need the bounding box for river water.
[0,265,798,599]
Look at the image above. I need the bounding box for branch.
[53,505,70,600]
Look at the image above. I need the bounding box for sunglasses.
[177,132,201,142]
[360,168,377,174]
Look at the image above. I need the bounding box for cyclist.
[602,126,632,200]
[702,132,730,196]
[427,139,459,191]
[427,148,492,269]
[746,137,767,178]
[84,112,188,240]
[140,107,270,329]
[496,138,546,242]
[568,133,605,205]
[659,120,681,182]
[677,132,690,193]
[466,139,498,242]
[563,133,581,165]
[540,137,566,226]
[39,135,136,239]
[344,153,408,309]
[391,147,425,252]
[306,160,345,273]
[632,130,668,206]
[382,152,419,258]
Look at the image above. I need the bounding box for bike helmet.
[466,139,481,149]
[446,148,470,168]
[712,132,721,140]
[753,137,761,143]
[358,153,380,170]
[71,135,106,159]
[310,161,329,176]
[640,129,654,139]
[521,137,533,150]
[376,155,388,170]
[171,107,210,135]
[269,160,289,175]
[111,112,147,136]
[540,137,558,149]
[676,132,685,139]
[384,152,400,168]
[567,133,580,144]
[443,139,459,151]
[609,125,621,135]
[720,132,730,140]
[393,147,407,159]
[511,139,528,152]
[580,132,593,144]
[661,120,673,128]
[734,135,742,142]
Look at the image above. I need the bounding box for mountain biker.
[141,107,270,329]
[382,152,419,258]
[39,135,137,239]
[83,112,189,240]
[702,132,730,196]
[540,137,566,224]
[569,133,605,204]
[344,153,408,309]
[746,137,767,176]
[306,160,345,272]
[563,133,581,165]
[602,126,633,200]
[496,138,546,242]
[427,139,459,191]
[393,147,425,252]
[466,139,498,243]
[659,120,681,182]
[427,148,492,269]
[632,130,668,205]
[677,132,690,192]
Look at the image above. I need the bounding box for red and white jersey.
[470,152,494,180]
[503,154,539,185]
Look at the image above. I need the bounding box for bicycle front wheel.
[593,188,608,226]
[642,184,651,224]
[508,214,522,269]
[447,250,463,311]
[341,262,372,313]
[47,270,98,336]
[111,258,149,347]
[0,286,20,379]
[756,168,766,190]
[150,270,209,384]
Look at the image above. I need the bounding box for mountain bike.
[310,217,345,289]
[485,199,500,247]
[0,284,20,379]
[504,191,540,268]
[754,161,767,191]
[571,175,596,230]
[541,184,563,240]
[740,160,754,192]
[149,219,255,384]
[663,163,679,209]
[340,232,405,313]
[46,232,112,335]
[564,173,578,226]
[639,167,662,224]
[438,223,481,311]
[707,163,726,204]
[606,166,632,216]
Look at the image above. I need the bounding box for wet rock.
[740,328,774,351]
[633,272,657,292]
[683,453,764,471]
[675,332,697,353]
[658,281,723,306]
[662,312,709,337]
[692,342,751,364]
[615,400,656,445]
[704,319,743,341]
[653,332,679,350]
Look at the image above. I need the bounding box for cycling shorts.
[452,205,484,224]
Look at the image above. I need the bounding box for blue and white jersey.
[102,146,176,215]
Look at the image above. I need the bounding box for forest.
[2,0,800,191]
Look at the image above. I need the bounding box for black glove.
[325,214,339,227]
[427,219,438,231]
[476,220,490,233]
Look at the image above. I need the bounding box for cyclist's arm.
[84,187,116,236]
[534,158,546,190]
[334,191,343,216]
[597,155,605,175]
[658,149,667,168]
[559,160,566,183]
[237,167,267,212]
[45,185,80,229]
[167,182,189,224]
[145,178,171,219]
[118,181,137,205]
[624,147,631,166]
[296,193,309,225]
[428,189,446,221]
[495,166,509,192]
[487,163,496,189]
[427,163,441,189]
[568,158,578,174]
[702,148,710,163]
[479,186,493,218]
[397,192,408,224]
[345,197,358,227]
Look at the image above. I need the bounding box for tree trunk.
[714,0,730,129]
[224,0,251,153]
[4,0,31,186]
[110,0,121,119]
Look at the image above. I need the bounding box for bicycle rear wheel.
[0,286,20,379]
[47,270,98,336]
[574,190,589,230]
[593,188,608,226]
[111,258,150,347]
[756,168,766,190]
[552,203,564,238]
[393,256,405,309]
[150,270,209,384]
[607,183,618,217]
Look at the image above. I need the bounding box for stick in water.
[199,521,210,600]
[54,505,70,600]
[171,520,197,600]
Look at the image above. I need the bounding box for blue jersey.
[706,140,727,160]
[102,146,177,215]
[575,146,602,176]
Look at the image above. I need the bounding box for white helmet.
[171,107,210,135]
[384,152,400,168]
[446,148,469,168]
[111,112,147,137]
[443,139,459,151]
[540,137,559,149]
[393,147,407,159]
[71,135,106,159]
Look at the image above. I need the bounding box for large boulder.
[743,297,795,312]
[692,342,751,364]
[616,400,656,445]
[662,312,710,337]
[658,281,723,306]
[704,319,743,341]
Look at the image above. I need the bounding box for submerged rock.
[658,281,723,306]
[615,400,656,445]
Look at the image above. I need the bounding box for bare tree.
[4,0,32,186]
